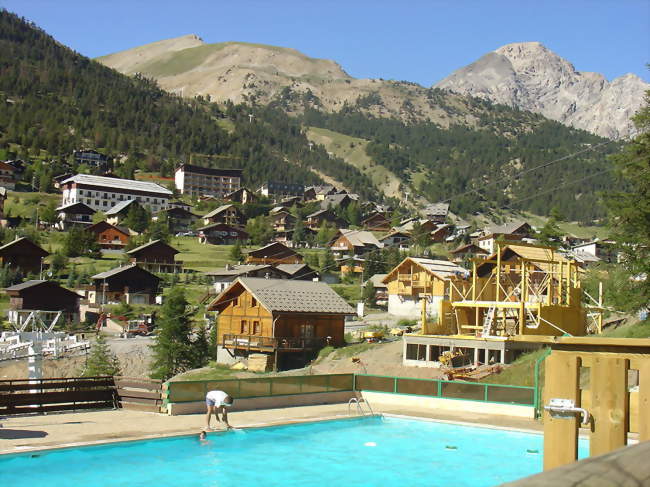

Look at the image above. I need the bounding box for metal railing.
[353,374,535,406]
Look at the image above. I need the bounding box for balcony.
[222,334,325,352]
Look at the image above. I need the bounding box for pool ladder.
[348,397,374,416]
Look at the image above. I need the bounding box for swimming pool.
[1,416,588,486]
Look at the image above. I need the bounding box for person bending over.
[205,390,234,430]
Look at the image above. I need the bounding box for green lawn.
[5,191,61,218]
[171,237,245,272]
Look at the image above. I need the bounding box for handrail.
[348,397,374,416]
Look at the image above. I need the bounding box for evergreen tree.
[208,323,219,360]
[245,216,274,246]
[362,280,376,306]
[192,324,210,368]
[229,241,244,262]
[82,334,120,377]
[537,217,562,245]
[125,204,150,233]
[605,90,650,309]
[150,287,194,380]
[292,218,306,246]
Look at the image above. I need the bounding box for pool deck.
[0,404,543,455]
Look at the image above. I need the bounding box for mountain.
[435,42,648,139]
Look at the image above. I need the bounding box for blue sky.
[3,1,649,85]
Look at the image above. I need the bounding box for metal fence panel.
[396,378,438,396]
[486,385,535,405]
[441,381,485,401]
[354,375,394,393]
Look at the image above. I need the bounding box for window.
[251,296,257,307]
[232,297,239,307]
[253,321,261,334]
[240,320,248,334]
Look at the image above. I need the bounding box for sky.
[3,0,649,85]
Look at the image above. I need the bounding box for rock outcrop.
[435,42,648,139]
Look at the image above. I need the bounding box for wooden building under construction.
[403,243,603,367]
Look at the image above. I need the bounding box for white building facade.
[174,164,242,199]
[60,174,172,213]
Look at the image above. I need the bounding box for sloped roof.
[476,243,569,277]
[126,239,179,256]
[484,220,531,235]
[320,194,350,209]
[61,174,172,195]
[247,242,300,259]
[5,280,48,291]
[0,237,49,257]
[55,202,96,213]
[383,257,468,283]
[205,264,273,277]
[91,263,160,281]
[210,277,355,315]
[337,229,383,248]
[365,273,388,289]
[203,204,238,219]
[450,243,488,255]
[422,202,450,216]
[275,263,317,277]
[87,220,130,236]
[105,199,138,215]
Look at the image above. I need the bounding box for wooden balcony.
[222,334,325,352]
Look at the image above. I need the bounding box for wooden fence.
[114,377,163,413]
[0,376,116,415]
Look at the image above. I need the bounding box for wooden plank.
[116,388,161,400]
[543,353,580,471]
[114,380,161,391]
[0,401,114,415]
[0,389,114,407]
[639,361,650,442]
[0,378,115,392]
[590,356,629,457]
[120,396,161,406]
[119,402,161,413]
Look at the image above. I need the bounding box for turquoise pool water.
[1,416,588,487]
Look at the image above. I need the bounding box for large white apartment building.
[60,174,173,213]
[174,164,242,199]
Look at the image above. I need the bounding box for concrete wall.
[361,391,535,419]
[166,390,355,415]
[388,294,440,319]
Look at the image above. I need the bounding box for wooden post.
[639,361,650,442]
[590,357,629,457]
[543,352,581,471]
[495,244,501,302]
[519,261,527,335]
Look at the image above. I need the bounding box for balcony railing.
[222,334,325,351]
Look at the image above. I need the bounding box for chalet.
[382,257,469,318]
[278,196,303,208]
[202,204,243,226]
[275,263,319,281]
[338,255,365,274]
[421,202,449,223]
[270,209,296,233]
[379,230,411,250]
[198,223,249,245]
[450,243,489,263]
[174,164,242,199]
[90,264,161,305]
[361,212,391,232]
[246,242,303,265]
[402,242,596,367]
[105,199,141,226]
[60,174,172,213]
[397,218,438,235]
[305,209,346,231]
[430,223,451,243]
[5,280,80,326]
[168,200,192,210]
[152,206,199,234]
[87,221,130,251]
[320,193,352,210]
[258,181,305,199]
[330,229,383,256]
[206,264,286,293]
[55,202,96,230]
[208,277,354,370]
[127,240,181,273]
[73,149,110,172]
[571,239,617,264]
[303,185,337,201]
[0,161,17,190]
[364,273,389,307]
[478,220,533,253]
[0,237,49,275]
[224,187,258,204]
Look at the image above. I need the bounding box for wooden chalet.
[382,257,468,318]
[304,185,337,202]
[245,242,303,265]
[105,199,140,226]
[127,240,181,273]
[152,206,198,234]
[320,193,352,210]
[87,221,130,251]
[362,212,391,232]
[5,280,80,325]
[198,223,249,245]
[450,243,489,263]
[379,230,411,250]
[305,209,346,231]
[330,229,383,256]
[270,209,296,233]
[206,264,287,293]
[90,264,161,305]
[421,202,450,223]
[208,277,354,369]
[478,220,533,253]
[430,223,451,243]
[365,273,388,307]
[202,204,243,226]
[0,237,49,275]
[275,263,319,281]
[0,161,17,190]
[55,202,96,230]
[224,187,258,204]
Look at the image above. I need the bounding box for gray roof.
[55,202,96,213]
[408,258,469,279]
[337,229,383,248]
[422,202,450,216]
[205,264,273,277]
[203,204,237,219]
[5,280,47,291]
[320,194,350,209]
[106,199,138,215]
[126,239,179,255]
[61,174,172,195]
[275,263,313,276]
[485,220,530,235]
[365,274,388,289]
[91,263,158,280]
[232,277,355,315]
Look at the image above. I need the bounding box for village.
[0,153,617,380]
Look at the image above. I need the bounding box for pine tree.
[208,323,219,360]
[82,334,120,377]
[229,241,244,262]
[192,324,210,368]
[150,287,194,380]
[292,218,306,246]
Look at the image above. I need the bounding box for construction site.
[402,242,605,369]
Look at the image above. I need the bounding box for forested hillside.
[302,101,621,220]
[0,11,376,199]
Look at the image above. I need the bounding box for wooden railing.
[0,376,116,415]
[114,376,163,413]
[222,334,325,351]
